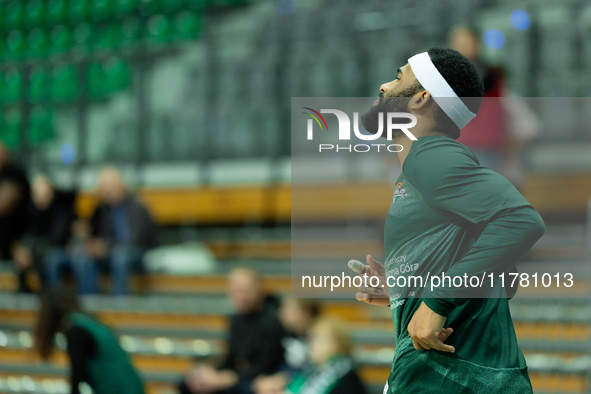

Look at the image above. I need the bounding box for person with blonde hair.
[286,317,365,394]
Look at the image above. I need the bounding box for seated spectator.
[47,167,156,295]
[285,318,366,394]
[34,289,145,394]
[20,175,77,289]
[252,298,319,394]
[180,268,286,394]
[0,143,32,292]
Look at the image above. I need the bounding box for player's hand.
[187,365,237,393]
[350,254,390,307]
[84,238,108,259]
[71,219,91,239]
[13,244,33,271]
[408,301,455,353]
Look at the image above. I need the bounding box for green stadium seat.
[93,24,119,51]
[119,17,142,48]
[25,0,46,27]
[69,0,90,22]
[28,67,51,103]
[92,0,113,22]
[2,68,23,103]
[146,14,172,44]
[50,64,78,102]
[1,108,21,148]
[141,0,161,15]
[47,0,68,24]
[114,0,140,18]
[5,30,26,60]
[73,23,93,49]
[172,11,202,40]
[0,5,6,27]
[162,0,185,13]
[5,1,25,28]
[104,58,131,91]
[86,62,108,99]
[50,25,73,54]
[28,106,54,146]
[210,0,248,6]
[87,59,131,99]
[184,0,209,10]
[26,28,50,58]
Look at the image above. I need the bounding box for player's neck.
[396,128,447,167]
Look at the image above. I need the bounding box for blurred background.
[0,0,590,393]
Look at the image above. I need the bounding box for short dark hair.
[34,288,81,360]
[415,47,484,139]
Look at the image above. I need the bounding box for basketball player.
[351,48,545,393]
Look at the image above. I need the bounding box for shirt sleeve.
[403,138,545,316]
[66,326,96,394]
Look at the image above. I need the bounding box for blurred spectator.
[180,268,286,394]
[450,25,540,187]
[20,175,77,289]
[252,298,319,394]
[34,289,145,394]
[0,143,32,292]
[285,318,365,394]
[450,25,507,169]
[48,167,156,295]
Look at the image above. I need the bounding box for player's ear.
[408,90,432,112]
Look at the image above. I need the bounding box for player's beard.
[361,86,421,134]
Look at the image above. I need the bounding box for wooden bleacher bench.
[0,291,589,394]
[72,172,591,226]
[0,345,587,393]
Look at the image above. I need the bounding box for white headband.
[408,52,476,129]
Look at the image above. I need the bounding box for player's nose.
[380,82,392,94]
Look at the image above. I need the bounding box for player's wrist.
[422,298,454,317]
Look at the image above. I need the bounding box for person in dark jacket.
[34,289,145,394]
[180,268,286,394]
[66,167,156,295]
[286,318,366,394]
[252,298,320,394]
[21,175,77,289]
[0,143,32,292]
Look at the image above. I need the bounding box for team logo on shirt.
[392,181,407,204]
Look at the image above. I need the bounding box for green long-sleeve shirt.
[66,312,144,394]
[383,135,545,393]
